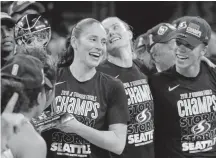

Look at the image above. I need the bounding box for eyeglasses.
[176,39,195,50]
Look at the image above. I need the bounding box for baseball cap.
[136,23,177,53]
[171,16,211,47]
[1,12,15,26]
[1,54,53,89]
[147,23,177,51]
[8,1,45,16]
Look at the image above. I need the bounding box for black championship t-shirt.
[42,67,129,158]
[97,60,154,158]
[148,62,216,158]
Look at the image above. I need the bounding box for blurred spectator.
[8,1,45,22]
[1,12,16,67]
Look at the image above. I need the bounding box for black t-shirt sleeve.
[106,79,130,125]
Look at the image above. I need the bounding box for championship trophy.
[31,101,74,133]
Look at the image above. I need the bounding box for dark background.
[2,1,216,38]
[39,1,216,38]
[1,1,216,57]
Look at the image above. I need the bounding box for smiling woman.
[96,16,155,158]
[102,17,134,60]
[70,18,107,69]
[148,16,216,158]
[42,18,129,158]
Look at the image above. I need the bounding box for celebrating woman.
[42,18,129,158]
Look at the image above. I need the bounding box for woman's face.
[175,39,204,69]
[74,22,107,68]
[102,17,132,55]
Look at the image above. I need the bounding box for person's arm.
[60,121,127,155]
[58,79,129,155]
[201,56,216,68]
[8,122,47,158]
[20,135,47,158]
[1,93,23,152]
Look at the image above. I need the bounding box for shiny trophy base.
[31,111,74,133]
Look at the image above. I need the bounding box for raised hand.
[1,93,25,151]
